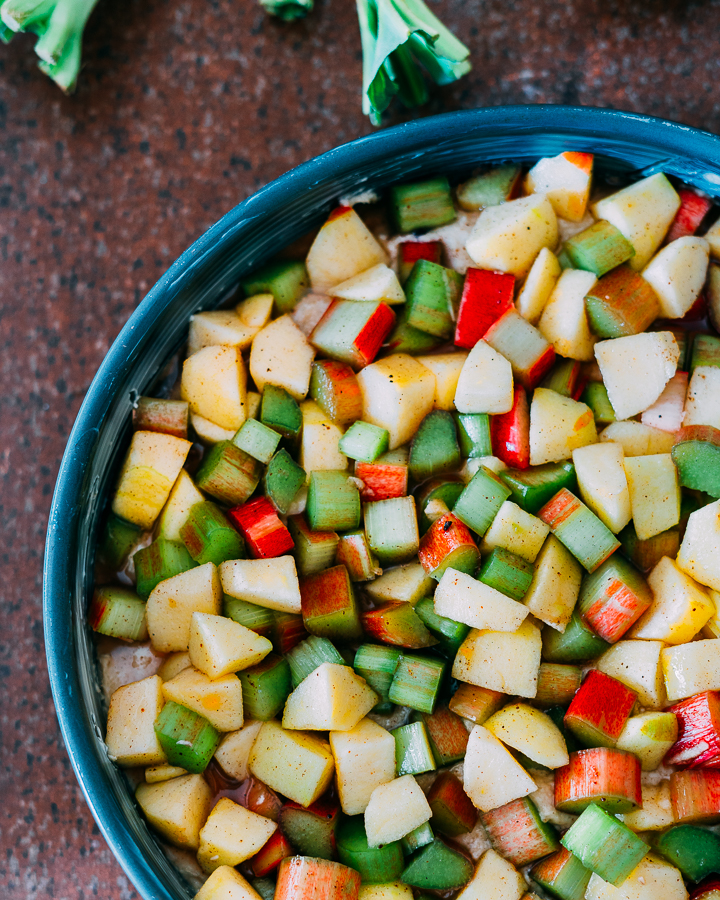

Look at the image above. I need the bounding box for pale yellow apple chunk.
[707,218,720,259]
[307,207,387,290]
[300,400,348,472]
[146,562,222,653]
[112,431,192,529]
[453,340,514,415]
[452,619,542,698]
[214,721,263,782]
[525,153,592,221]
[516,247,562,325]
[456,848,527,900]
[364,563,434,605]
[187,306,264,357]
[480,500,549,563]
[329,717,396,816]
[162,666,244,732]
[676,498,720,591]
[357,353,435,448]
[616,712,678,770]
[620,782,675,832]
[642,236,710,318]
[662,639,720,703]
[282,663,378,732]
[599,421,675,457]
[624,453,680,540]
[331,263,405,305]
[105,674,167,767]
[538,268,597,361]
[586,853,686,900]
[197,798,276,873]
[190,412,236,445]
[572,442,632,534]
[596,640,666,709]
[417,352,468,411]
[364,775,432,847]
[249,315,316,401]
[220,556,301,613]
[145,764,188,784]
[434,568,529,632]
[684,366,720,429]
[249,720,334,807]
[523,535,582,632]
[189,612,273,679]
[181,345,247,431]
[484,703,569,769]
[358,885,413,900]
[529,388,596,466]
[195,866,264,900]
[157,469,205,541]
[135,774,213,851]
[158,651,192,682]
[463,725,537,812]
[704,590,720,639]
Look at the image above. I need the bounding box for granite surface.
[2,0,720,896]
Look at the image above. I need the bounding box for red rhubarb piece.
[665,189,713,244]
[671,769,720,824]
[454,268,515,349]
[481,796,560,866]
[398,240,443,282]
[691,876,720,900]
[564,670,637,748]
[252,828,295,877]
[300,564,363,641]
[354,461,408,501]
[666,691,720,768]
[228,496,294,559]
[418,512,479,579]
[276,856,361,900]
[361,602,437,649]
[428,772,478,836]
[490,385,530,469]
[554,747,641,814]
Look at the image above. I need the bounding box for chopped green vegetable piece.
[564,220,635,277]
[691,333,720,372]
[393,721,436,775]
[264,448,306,515]
[286,635,344,688]
[414,596,469,657]
[261,384,302,440]
[300,564,363,641]
[560,803,648,887]
[336,816,404,883]
[133,538,197,600]
[339,421,389,462]
[455,413,492,459]
[401,838,474,891]
[584,265,660,339]
[180,501,246,566]
[404,260,463,339]
[672,426,720,498]
[154,701,220,774]
[539,488,620,573]
[241,260,309,313]
[385,304,444,354]
[456,165,522,211]
[306,471,361,532]
[531,847,591,900]
[354,643,402,707]
[388,653,446,713]
[364,496,419,565]
[391,176,456,233]
[500,460,577,514]
[582,382,616,425]
[88,586,147,642]
[287,515,339,576]
[655,824,720,882]
[278,799,338,859]
[540,358,580,397]
[223,595,275,637]
[98,512,142,570]
[409,410,461,482]
[232,418,281,464]
[239,653,292,720]
[542,610,609,663]
[195,441,262,506]
[251,878,276,900]
[453,465,511,535]
[401,822,435,854]
[478,547,534,601]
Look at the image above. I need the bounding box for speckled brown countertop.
[2,0,720,896]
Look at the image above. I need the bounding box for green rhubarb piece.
[456,165,521,211]
[542,611,609,663]
[481,796,559,865]
[401,838,474,891]
[557,247,574,270]
[180,501,246,566]
[414,597,469,657]
[286,635,344,688]
[415,705,469,766]
[453,465,511,535]
[195,442,262,506]
[223,595,275,637]
[98,512,142,570]
[417,479,465,535]
[618,521,680,573]
[582,382,616,425]
[88,586,147,641]
[478,547,534,601]
[404,259,463,339]
[388,653,446,714]
[541,358,580,398]
[133,539,197,600]
[287,515,339,576]
[401,822,435,854]
[531,847,592,900]
[301,564,363,641]
[353,643,402,707]
[364,496,419,565]
[564,220,635,277]
[251,879,276,900]
[391,176,456,233]
[540,489,620,573]
[577,554,652,640]
[500,460,577,515]
[362,602,437,650]
[307,471,361,532]
[261,384,302,440]
[241,260,309,314]
[691,333,720,372]
[393,720,437,775]
[584,265,660,339]
[239,652,292,720]
[336,816,404,883]
[154,702,220,774]
[560,803,648,887]
[339,421,389,462]
[672,426,720,498]
[385,305,443,354]
[264,449,306,515]
[655,824,720,882]
[335,531,380,582]
[271,611,307,655]
[409,410,461,482]
[455,412,492,459]
[278,801,338,859]
[232,417,281,464]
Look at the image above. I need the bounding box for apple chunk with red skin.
[564,670,637,748]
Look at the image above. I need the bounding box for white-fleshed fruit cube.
[364,775,432,847]
[484,703,569,769]
[585,853,686,900]
[596,640,666,709]
[516,247,562,324]
[684,366,720,429]
[307,206,388,290]
[417,352,468,410]
[282,663,378,732]
[463,725,537,812]
[460,456,508,481]
[662,639,720,702]
[158,651,192,682]
[452,619,542,698]
[642,236,710,318]
[629,556,714,644]
[214,721,264,782]
[454,340,514,415]
[300,400,348,472]
[112,431,192,529]
[105,675,167,767]
[181,346,247,431]
[189,613,273,679]
[157,470,205,541]
[329,717,396,815]
[616,712,678,770]
[236,292,275,329]
[187,300,269,356]
[435,568,529,632]
[357,353,435,448]
[704,590,720,639]
[249,315,316,401]
[523,535,583,632]
[676,499,720,591]
[480,500,550,563]
[146,563,222,653]
[291,292,334,336]
[195,866,264,900]
[162,666,244,732]
[706,218,720,259]
[538,269,597,361]
[466,194,558,277]
[197,797,277,872]
[358,885,413,900]
[591,173,681,270]
[456,847,527,900]
[624,453,680,540]
[190,413,236,445]
[595,331,679,421]
[249,720,335,807]
[135,774,213,851]
[572,442,632,534]
[621,782,675,832]
[641,371,688,433]
[219,557,301,614]
[524,152,594,222]
[145,764,188,784]
[529,388,597,466]
[331,263,405,305]
[599,420,676,457]
[364,562,433,605]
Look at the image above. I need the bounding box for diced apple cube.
[456,847,527,900]
[307,206,388,290]
[452,619,542,698]
[435,568,529,631]
[620,782,675,832]
[662,639,720,702]
[292,292,334,336]
[214,720,264,781]
[480,500,550,563]
[529,388,597,466]
[454,340,514,415]
[585,853,687,900]
[616,711,678,770]
[187,304,266,357]
[676,499,720,591]
[642,236,710,318]
[596,640,666,709]
[538,269,597,362]
[684,366,720,429]
[465,194,558,277]
[146,562,222,653]
[105,674,167,766]
[572,442,632,534]
[219,557,301,613]
[516,247,562,325]
[358,886,413,900]
[640,371,688,433]
[157,469,205,541]
[300,400,348,472]
[364,563,434,605]
[135,773,213,850]
[189,612,273,679]
[463,725,537,812]
[523,535,583,632]
[595,331,679,421]
[357,353,435,448]
[329,717,396,815]
[484,703,569,768]
[158,651,192,682]
[144,765,188,784]
[525,152,593,222]
[704,590,720,639]
[162,665,244,732]
[249,315,316,401]
[249,720,335,807]
[282,663,378,732]
[331,263,405,305]
[181,346,247,431]
[364,774,432,846]
[197,797,277,872]
[624,454,680,540]
[599,421,676,457]
[195,866,264,900]
[190,413,236,445]
[417,352,468,410]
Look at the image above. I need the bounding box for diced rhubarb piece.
[272,612,308,655]
[391,176,456,234]
[180,502,246,568]
[264,449,306,516]
[414,598,470,658]
[133,396,189,439]
[404,260,463,340]
[287,515,339,578]
[242,260,309,314]
[449,683,504,724]
[364,496,419,566]
[417,479,465,535]
[554,747,641,814]
[389,654,446,714]
[261,384,303,440]
[401,822,435,855]
[307,472,361,533]
[656,825,720,883]
[418,512,479,581]
[415,705,470,766]
[361,602,437,650]
[154,701,221,774]
[531,846,592,900]
[310,300,395,369]
[355,460,409,502]
[409,410,461,482]
[275,856,361,900]
[195,441,263,506]
[690,334,720,372]
[232,417,281,465]
[535,663,583,708]
[564,220,635,277]
[397,240,443,284]
[582,382,616,425]
[384,306,444,354]
[279,796,339,860]
[300,565,363,642]
[564,670,637,748]
[428,771,477,837]
[672,425,720,497]
[560,803,648,887]
[309,360,363,426]
[88,586,148,642]
[400,837,474,891]
[665,189,714,244]
[353,643,401,707]
[672,769,720,824]
[500,460,577,515]
[484,308,556,390]
[456,412,493,458]
[239,653,292,721]
[542,610,609,664]
[478,546,533,601]
[539,488,620,573]
[286,635,344,688]
[227,497,294,560]
[97,512,143,571]
[482,796,559,867]
[541,358,583,398]
[457,164,522,212]
[251,828,295,877]
[393,721,436,776]
[339,421,389,464]
[577,555,652,643]
[618,521,680,573]
[336,816,404,884]
[666,691,720,768]
[453,464,512,536]
[584,264,660,339]
[491,386,530,469]
[335,531,380,582]
[454,268,515,349]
